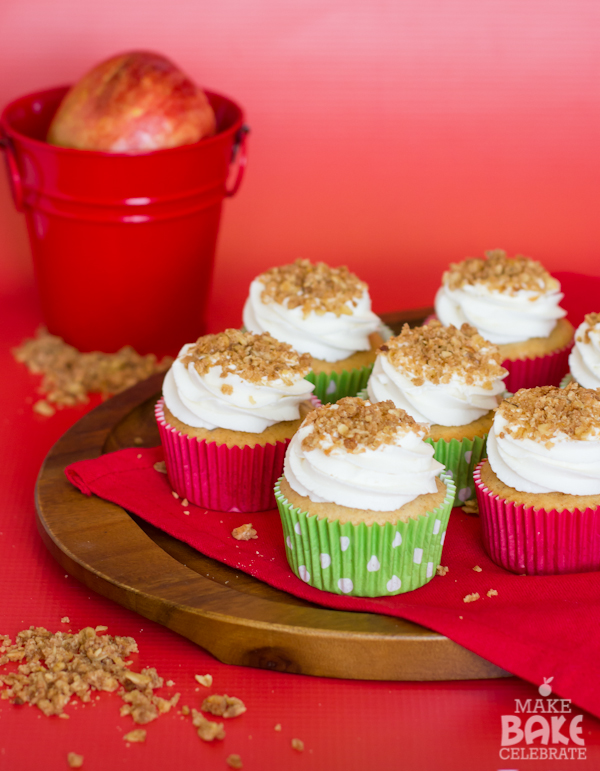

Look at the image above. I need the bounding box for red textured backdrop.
[1,0,599,324]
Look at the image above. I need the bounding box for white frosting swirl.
[284,419,444,511]
[487,411,600,495]
[163,343,315,433]
[243,279,380,362]
[434,282,566,345]
[569,318,600,389]
[367,353,505,426]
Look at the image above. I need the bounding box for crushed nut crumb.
[498,383,600,445]
[381,321,506,389]
[182,329,311,386]
[463,593,481,603]
[67,752,84,768]
[153,460,167,474]
[582,313,600,344]
[258,258,365,318]
[181,498,189,507]
[436,566,449,576]
[181,705,190,716]
[274,723,282,731]
[166,680,175,687]
[443,250,559,295]
[12,327,172,411]
[60,617,70,624]
[232,524,258,541]
[302,397,427,455]
[461,499,479,514]
[472,566,482,572]
[123,729,146,743]
[226,754,243,769]
[194,674,213,688]
[487,589,499,598]
[33,399,55,417]
[201,694,247,718]
[291,738,305,752]
[192,708,225,741]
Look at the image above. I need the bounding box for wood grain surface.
[34,310,510,681]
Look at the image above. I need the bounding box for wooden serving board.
[35,309,510,682]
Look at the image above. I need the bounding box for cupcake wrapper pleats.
[475,461,600,575]
[500,342,572,393]
[156,398,289,512]
[275,472,456,596]
[426,434,487,505]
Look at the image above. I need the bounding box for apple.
[47,51,217,152]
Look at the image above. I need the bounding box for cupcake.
[434,250,573,392]
[275,397,455,596]
[564,312,600,389]
[243,259,383,403]
[156,329,316,512]
[364,321,508,504]
[475,383,600,575]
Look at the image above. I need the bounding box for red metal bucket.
[0,86,248,356]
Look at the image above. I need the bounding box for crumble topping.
[443,249,559,295]
[226,755,243,769]
[487,589,499,598]
[579,312,600,344]
[301,397,428,455]
[497,383,600,445]
[463,593,480,603]
[67,753,84,768]
[257,259,366,318]
[380,321,506,389]
[13,327,172,411]
[291,738,305,752]
[436,566,449,576]
[195,674,213,687]
[182,329,311,386]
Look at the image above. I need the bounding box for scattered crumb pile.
[258,258,365,317]
[0,626,179,723]
[443,249,559,295]
[12,327,173,416]
[302,396,427,455]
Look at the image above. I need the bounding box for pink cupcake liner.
[501,341,573,393]
[474,460,600,575]
[155,396,321,513]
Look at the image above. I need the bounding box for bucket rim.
[0,84,245,158]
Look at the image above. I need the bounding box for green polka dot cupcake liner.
[560,373,574,388]
[305,365,373,404]
[274,471,456,597]
[305,323,394,404]
[424,434,487,506]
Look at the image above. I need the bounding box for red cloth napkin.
[67,446,600,720]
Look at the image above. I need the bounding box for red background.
[1,0,600,325]
[2,2,600,769]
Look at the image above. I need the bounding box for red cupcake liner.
[156,398,290,512]
[501,341,573,393]
[474,460,600,575]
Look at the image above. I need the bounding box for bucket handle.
[225,124,249,198]
[0,132,25,212]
